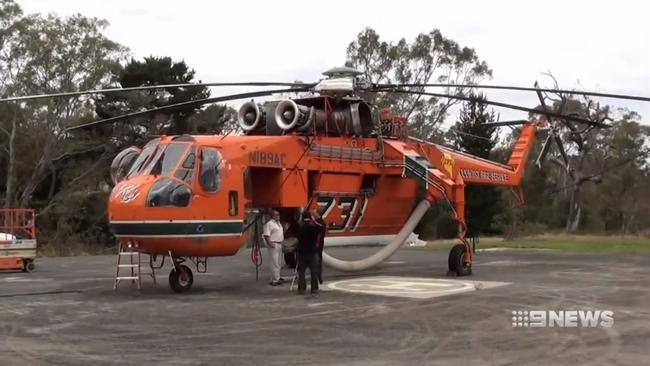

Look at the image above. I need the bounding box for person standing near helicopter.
[263,209,284,286]
[296,211,322,296]
[312,208,327,284]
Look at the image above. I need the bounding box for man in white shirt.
[263,209,284,286]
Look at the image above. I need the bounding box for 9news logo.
[511,310,614,328]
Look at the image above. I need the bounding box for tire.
[448,244,472,276]
[24,260,35,273]
[169,264,193,292]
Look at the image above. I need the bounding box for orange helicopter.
[3,66,645,292]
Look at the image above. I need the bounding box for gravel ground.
[1,247,648,365]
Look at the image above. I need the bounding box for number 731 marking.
[316,196,368,233]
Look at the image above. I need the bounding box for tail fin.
[506,123,537,176]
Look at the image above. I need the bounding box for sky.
[17,0,650,125]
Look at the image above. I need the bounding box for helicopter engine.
[238,97,374,137]
[274,99,321,132]
[237,101,266,132]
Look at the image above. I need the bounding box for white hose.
[322,199,431,271]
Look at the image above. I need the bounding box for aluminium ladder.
[113,242,156,290]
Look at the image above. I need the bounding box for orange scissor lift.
[0,209,37,272]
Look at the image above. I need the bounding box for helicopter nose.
[109,175,155,208]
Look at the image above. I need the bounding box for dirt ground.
[1,247,649,365]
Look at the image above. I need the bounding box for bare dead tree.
[537,72,612,232]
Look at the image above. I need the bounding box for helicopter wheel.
[169,264,193,292]
[448,244,472,276]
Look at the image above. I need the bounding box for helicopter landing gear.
[169,260,194,293]
[448,242,472,276]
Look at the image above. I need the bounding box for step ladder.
[113,242,156,290]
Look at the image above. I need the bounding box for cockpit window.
[126,141,195,180]
[127,144,157,179]
[174,146,196,185]
[150,143,188,176]
[199,147,223,193]
[111,146,141,184]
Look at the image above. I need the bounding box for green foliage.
[187,104,237,134]
[1,12,126,97]
[94,56,213,137]
[423,235,650,253]
[493,129,567,237]
[476,236,650,253]
[588,111,650,233]
[0,2,123,249]
[0,1,240,253]
[414,192,456,240]
[0,0,127,211]
[493,111,650,237]
[453,94,501,236]
[453,96,497,154]
[345,27,492,140]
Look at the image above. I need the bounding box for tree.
[94,56,212,140]
[531,92,611,232]
[451,94,500,236]
[0,1,127,209]
[492,129,565,237]
[1,0,28,208]
[495,103,649,236]
[0,1,131,253]
[589,111,649,234]
[345,27,492,141]
[187,104,237,135]
[0,103,21,208]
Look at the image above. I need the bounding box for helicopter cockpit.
[110,136,224,208]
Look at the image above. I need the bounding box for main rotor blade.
[482,120,530,127]
[369,89,611,128]
[66,87,310,131]
[373,83,650,102]
[1,82,314,103]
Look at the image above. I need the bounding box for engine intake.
[240,97,375,136]
[274,99,372,136]
[237,101,265,132]
[274,100,316,131]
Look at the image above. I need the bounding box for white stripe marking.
[342,199,357,231]
[114,233,242,238]
[327,276,510,299]
[350,196,368,232]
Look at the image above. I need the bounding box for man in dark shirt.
[312,209,327,284]
[296,211,321,296]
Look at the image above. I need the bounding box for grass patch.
[424,235,650,253]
